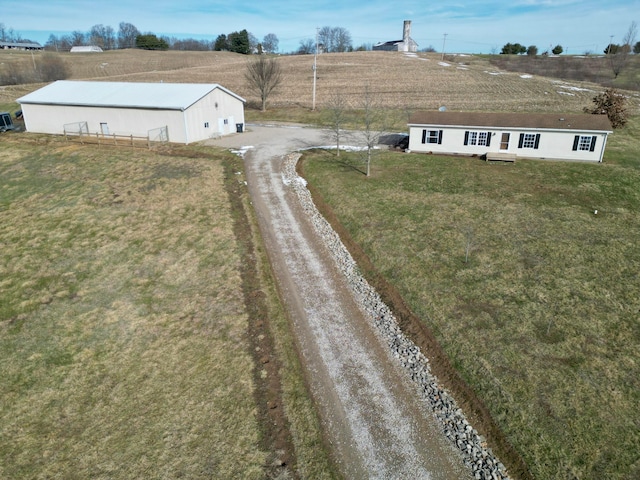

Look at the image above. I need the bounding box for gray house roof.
[408,111,612,132]
[18,80,246,111]
[0,41,43,50]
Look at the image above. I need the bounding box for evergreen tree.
[135,34,169,50]
[213,34,228,51]
[228,30,250,54]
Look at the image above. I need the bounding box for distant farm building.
[17,80,246,144]
[373,20,418,53]
[70,45,104,53]
[408,111,612,163]
[0,41,43,51]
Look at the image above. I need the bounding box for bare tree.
[245,55,283,111]
[36,53,70,81]
[333,27,352,52]
[248,32,260,54]
[326,92,350,157]
[297,38,315,54]
[118,22,140,49]
[262,33,279,54]
[359,85,386,177]
[610,21,637,78]
[89,24,116,50]
[318,26,352,53]
[70,31,86,46]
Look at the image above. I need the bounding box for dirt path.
[211,124,472,479]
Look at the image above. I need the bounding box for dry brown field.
[2,49,639,116]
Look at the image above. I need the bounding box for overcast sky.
[3,0,638,54]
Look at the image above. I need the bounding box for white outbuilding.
[17,80,246,144]
[70,45,104,53]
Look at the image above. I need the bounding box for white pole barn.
[18,81,246,144]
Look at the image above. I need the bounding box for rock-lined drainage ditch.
[282,151,511,480]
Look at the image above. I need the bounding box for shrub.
[0,53,69,85]
[583,87,628,128]
[36,53,70,82]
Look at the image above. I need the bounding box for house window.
[518,133,541,149]
[573,135,597,152]
[464,131,491,146]
[204,122,209,128]
[422,129,442,144]
[223,119,229,125]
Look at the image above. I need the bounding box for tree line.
[499,21,638,79]
[2,21,363,55]
[40,22,280,54]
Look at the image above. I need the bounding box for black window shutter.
[438,130,443,144]
[589,136,597,152]
[518,133,524,148]
[572,136,579,151]
[422,129,427,144]
[486,131,491,146]
[464,131,469,146]
[534,134,541,149]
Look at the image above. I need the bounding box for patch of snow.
[557,91,576,96]
[559,84,593,92]
[438,61,451,67]
[298,145,377,153]
[230,145,254,157]
[485,71,505,75]
[457,66,468,70]
[520,74,533,79]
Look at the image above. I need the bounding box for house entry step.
[486,152,517,163]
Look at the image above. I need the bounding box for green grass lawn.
[0,136,337,479]
[300,117,640,480]
[0,139,266,478]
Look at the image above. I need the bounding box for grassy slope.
[0,138,264,478]
[300,117,640,480]
[0,135,336,479]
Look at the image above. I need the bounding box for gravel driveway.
[211,124,473,479]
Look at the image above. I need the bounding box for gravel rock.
[283,152,511,480]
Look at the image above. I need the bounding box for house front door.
[500,133,510,150]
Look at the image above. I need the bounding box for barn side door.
[100,123,110,135]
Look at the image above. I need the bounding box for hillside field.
[1,48,639,480]
[1,48,639,117]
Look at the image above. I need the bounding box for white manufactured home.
[408,111,613,162]
[17,80,246,144]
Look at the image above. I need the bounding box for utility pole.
[312,27,318,111]
[608,35,614,54]
[441,33,448,61]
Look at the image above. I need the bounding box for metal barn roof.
[18,81,245,111]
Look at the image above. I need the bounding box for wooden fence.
[65,131,156,149]
[63,124,168,149]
